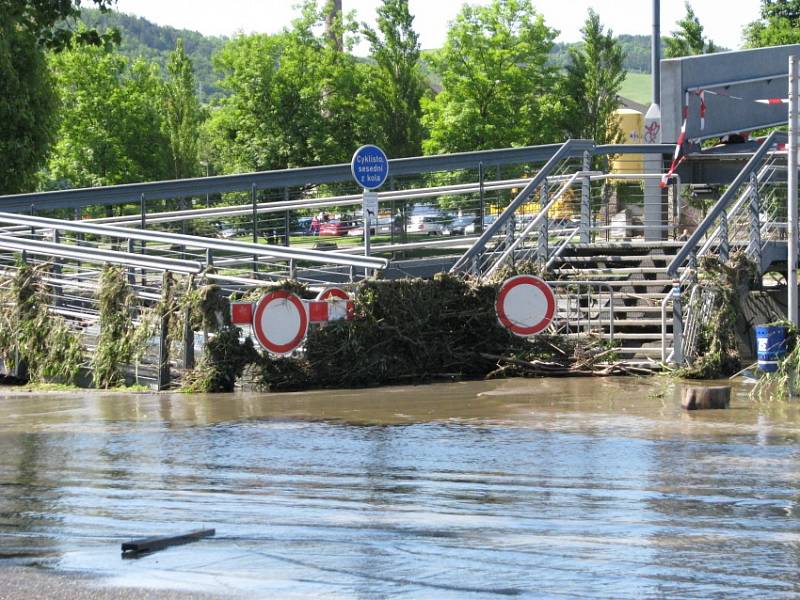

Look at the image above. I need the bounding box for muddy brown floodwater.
[1,378,800,599]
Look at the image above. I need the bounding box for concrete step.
[552,267,670,275]
[562,331,669,340]
[614,347,665,357]
[606,305,672,313]
[576,318,670,327]
[561,241,685,251]
[553,254,679,264]
[564,279,674,287]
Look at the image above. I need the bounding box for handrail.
[547,280,615,341]
[0,237,202,274]
[667,130,787,276]
[451,139,595,272]
[0,212,388,270]
[483,171,597,279]
[545,227,581,270]
[62,176,545,227]
[0,141,668,213]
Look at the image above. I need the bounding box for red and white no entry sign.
[252,290,309,355]
[315,287,354,321]
[496,275,556,336]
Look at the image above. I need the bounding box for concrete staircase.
[547,241,683,360]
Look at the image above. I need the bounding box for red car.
[319,219,356,237]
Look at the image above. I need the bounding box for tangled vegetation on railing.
[676,254,757,380]
[92,265,159,389]
[0,261,84,385]
[181,276,258,393]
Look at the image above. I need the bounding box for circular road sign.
[351,145,389,190]
[496,275,556,337]
[316,287,352,321]
[252,291,309,355]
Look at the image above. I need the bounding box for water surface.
[1,378,799,598]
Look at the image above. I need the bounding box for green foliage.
[2,0,118,50]
[45,39,172,188]
[206,1,372,173]
[421,0,560,154]
[0,261,83,384]
[664,2,717,58]
[0,1,121,194]
[559,9,625,144]
[361,0,426,158]
[0,23,56,194]
[162,38,203,179]
[79,7,224,101]
[745,0,800,46]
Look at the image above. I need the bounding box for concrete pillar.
[644,102,664,241]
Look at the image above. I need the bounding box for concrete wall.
[661,45,800,144]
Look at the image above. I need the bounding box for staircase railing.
[667,131,787,278]
[664,130,788,364]
[450,139,595,277]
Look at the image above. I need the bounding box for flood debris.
[121,528,215,558]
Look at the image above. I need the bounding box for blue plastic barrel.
[755,325,787,373]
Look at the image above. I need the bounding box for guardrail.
[0,212,387,272]
[0,142,674,213]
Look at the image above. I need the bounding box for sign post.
[789,55,799,326]
[351,145,389,264]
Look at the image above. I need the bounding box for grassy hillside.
[620,72,652,105]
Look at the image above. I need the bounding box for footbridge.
[0,46,797,384]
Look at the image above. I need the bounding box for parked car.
[289,216,313,236]
[442,216,478,236]
[319,219,356,237]
[348,216,402,236]
[464,214,508,235]
[408,215,446,235]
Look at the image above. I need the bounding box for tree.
[45,41,171,188]
[206,1,371,173]
[0,0,118,194]
[163,38,203,179]
[664,2,717,58]
[745,0,800,47]
[560,10,625,145]
[421,0,560,154]
[362,0,426,158]
[0,25,57,194]
[1,0,118,50]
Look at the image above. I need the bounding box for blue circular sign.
[351,145,389,190]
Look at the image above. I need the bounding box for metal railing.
[663,130,788,364]
[548,281,615,342]
[451,139,595,275]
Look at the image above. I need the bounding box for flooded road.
[1,378,800,598]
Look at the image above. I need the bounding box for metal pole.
[652,0,660,106]
[252,183,258,277]
[478,162,485,234]
[363,190,372,259]
[284,187,290,246]
[789,55,799,325]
